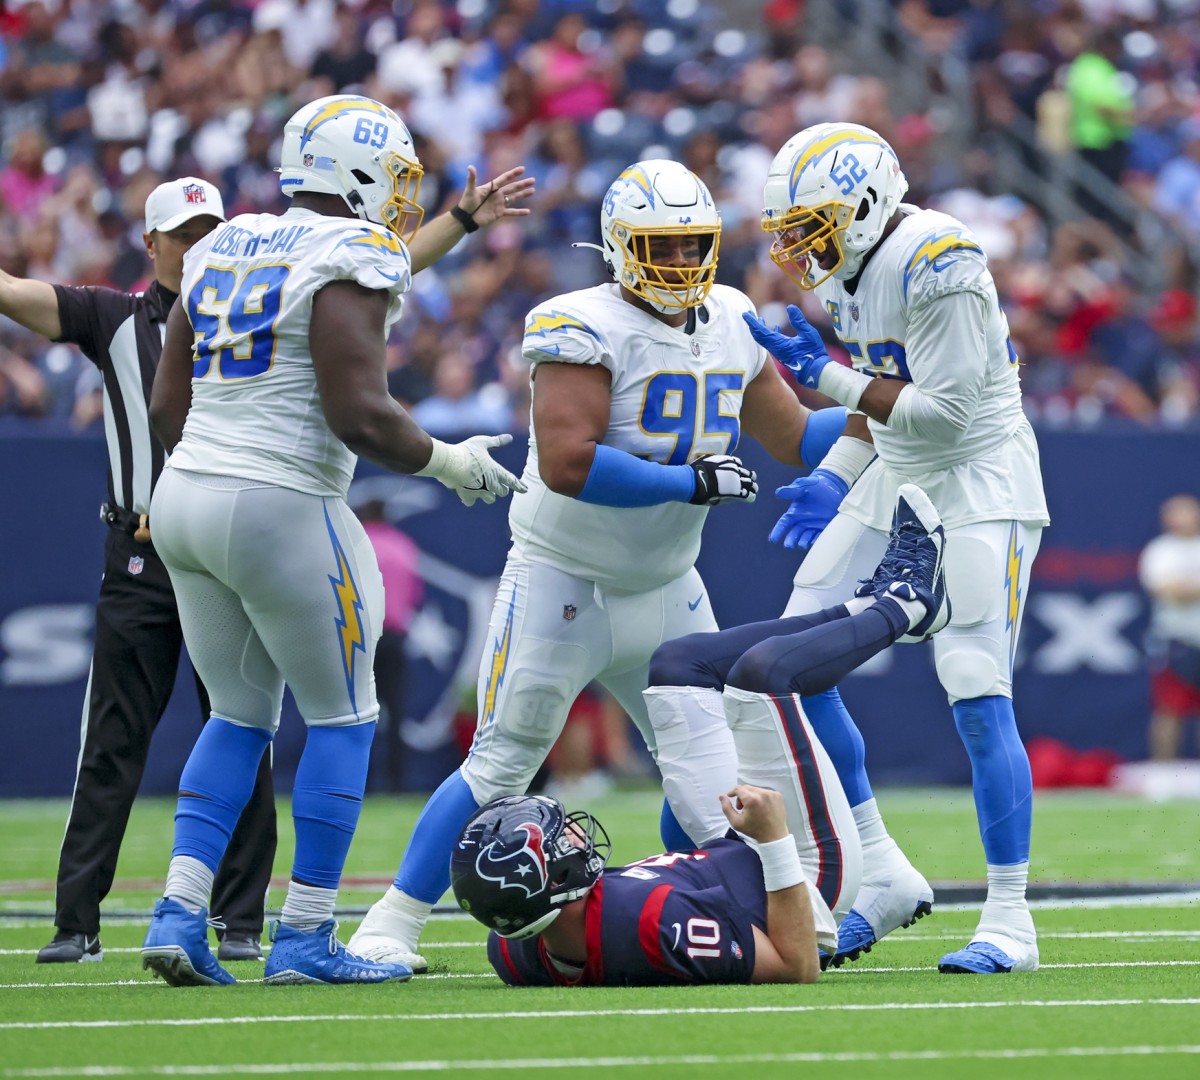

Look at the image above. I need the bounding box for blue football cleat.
[827,900,934,968]
[263,920,414,985]
[141,898,235,987]
[939,941,1021,974]
[855,483,950,643]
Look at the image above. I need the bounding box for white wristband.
[817,362,873,411]
[416,437,450,479]
[756,835,805,892]
[814,435,875,487]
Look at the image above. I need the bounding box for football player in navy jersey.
[454,784,821,985]
[450,484,950,986]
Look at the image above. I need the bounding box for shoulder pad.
[898,221,989,304]
[522,305,606,365]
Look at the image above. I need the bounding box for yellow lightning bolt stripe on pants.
[1004,522,1024,674]
[325,502,367,717]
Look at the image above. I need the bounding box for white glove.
[688,454,758,505]
[417,434,528,507]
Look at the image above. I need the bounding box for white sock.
[846,593,926,630]
[852,798,907,880]
[368,886,433,945]
[164,856,213,914]
[644,686,738,844]
[280,880,337,933]
[976,862,1035,948]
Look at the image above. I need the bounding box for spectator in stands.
[1153,119,1200,239]
[1065,26,1135,223]
[527,12,617,123]
[1139,494,1200,760]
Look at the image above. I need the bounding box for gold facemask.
[762,199,855,290]
[612,222,721,310]
[379,151,425,244]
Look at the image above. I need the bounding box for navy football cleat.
[141,898,235,986]
[855,483,949,643]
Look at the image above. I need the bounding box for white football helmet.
[279,95,425,243]
[598,159,720,311]
[762,122,908,289]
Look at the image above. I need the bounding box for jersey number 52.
[187,264,292,380]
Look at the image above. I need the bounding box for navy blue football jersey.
[486,836,767,986]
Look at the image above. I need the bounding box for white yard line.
[3,996,1200,1031]
[4,958,1200,991]
[4,1045,1200,1076]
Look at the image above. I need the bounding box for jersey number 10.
[187,264,293,380]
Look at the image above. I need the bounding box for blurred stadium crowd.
[2,0,1200,430]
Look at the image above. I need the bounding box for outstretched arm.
[407,165,535,273]
[0,268,62,341]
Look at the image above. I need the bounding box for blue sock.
[291,723,375,889]
[952,696,1032,865]
[174,718,273,870]
[800,688,873,807]
[660,799,695,851]
[393,769,481,904]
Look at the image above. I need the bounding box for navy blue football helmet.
[450,795,611,939]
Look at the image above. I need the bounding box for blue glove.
[742,305,832,390]
[768,468,849,550]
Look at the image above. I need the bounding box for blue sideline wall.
[1,426,1194,797]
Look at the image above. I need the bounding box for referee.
[0,177,276,964]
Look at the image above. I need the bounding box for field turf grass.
[2,788,1198,1078]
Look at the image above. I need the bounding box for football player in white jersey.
[138,95,529,987]
[348,159,871,971]
[736,123,1050,973]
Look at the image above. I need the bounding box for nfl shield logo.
[182,183,206,205]
[690,338,701,356]
[562,604,577,622]
[303,153,314,167]
[848,301,860,322]
[128,555,145,576]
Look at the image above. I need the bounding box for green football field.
[2,788,1198,1078]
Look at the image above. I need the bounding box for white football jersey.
[814,206,1049,530]
[510,283,768,591]
[168,207,411,497]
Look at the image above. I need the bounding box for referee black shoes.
[36,930,102,963]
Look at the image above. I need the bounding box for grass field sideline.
[1,788,1198,1079]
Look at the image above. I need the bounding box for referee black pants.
[55,528,277,937]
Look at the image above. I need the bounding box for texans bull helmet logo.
[474,821,550,897]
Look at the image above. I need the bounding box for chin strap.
[570,242,605,254]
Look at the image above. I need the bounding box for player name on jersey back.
[168,208,411,498]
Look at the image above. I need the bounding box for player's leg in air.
[934,519,1042,975]
[348,559,619,970]
[141,480,411,986]
[649,485,948,962]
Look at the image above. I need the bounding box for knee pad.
[935,648,1001,703]
[726,640,788,696]
[465,667,574,801]
[647,633,713,690]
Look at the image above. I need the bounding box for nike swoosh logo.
[688,594,704,611]
[377,270,401,282]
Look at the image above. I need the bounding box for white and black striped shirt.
[53,281,176,515]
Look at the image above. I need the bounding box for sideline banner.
[2,426,1194,796]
